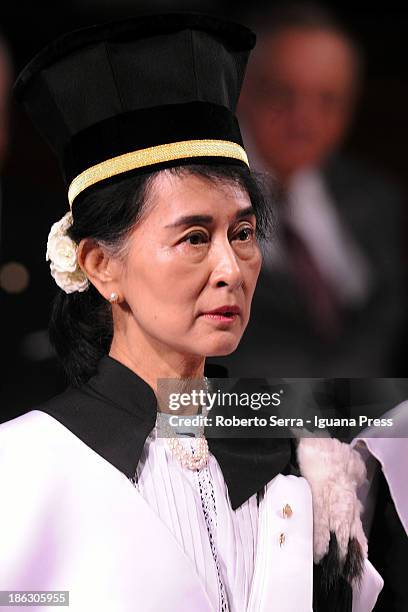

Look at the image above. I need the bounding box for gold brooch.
[282,503,293,519]
[279,533,286,547]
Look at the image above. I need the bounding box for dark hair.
[49,164,275,387]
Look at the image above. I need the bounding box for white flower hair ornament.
[46,211,90,294]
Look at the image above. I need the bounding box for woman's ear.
[77,238,122,299]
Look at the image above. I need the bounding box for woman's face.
[115,171,262,359]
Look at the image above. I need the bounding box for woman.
[0,13,382,612]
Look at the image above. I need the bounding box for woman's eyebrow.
[236,205,256,220]
[165,214,213,228]
[165,206,255,229]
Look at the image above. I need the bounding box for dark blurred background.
[1,1,408,421]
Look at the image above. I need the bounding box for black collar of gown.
[35,354,297,510]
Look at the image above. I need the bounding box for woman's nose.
[209,242,244,290]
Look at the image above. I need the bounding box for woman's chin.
[204,335,242,357]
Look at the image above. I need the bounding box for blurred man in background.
[216,2,405,377]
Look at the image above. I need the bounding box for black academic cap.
[14,13,256,207]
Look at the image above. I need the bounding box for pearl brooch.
[167,436,209,470]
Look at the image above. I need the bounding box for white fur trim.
[297,437,368,563]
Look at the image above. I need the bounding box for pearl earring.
[108,292,119,303]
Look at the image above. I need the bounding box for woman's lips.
[199,312,239,325]
[201,306,241,325]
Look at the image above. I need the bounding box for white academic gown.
[0,410,384,612]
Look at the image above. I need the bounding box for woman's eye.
[234,226,255,242]
[183,232,209,246]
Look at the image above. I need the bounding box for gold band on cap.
[68,138,249,207]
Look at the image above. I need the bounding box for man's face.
[241,28,358,180]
